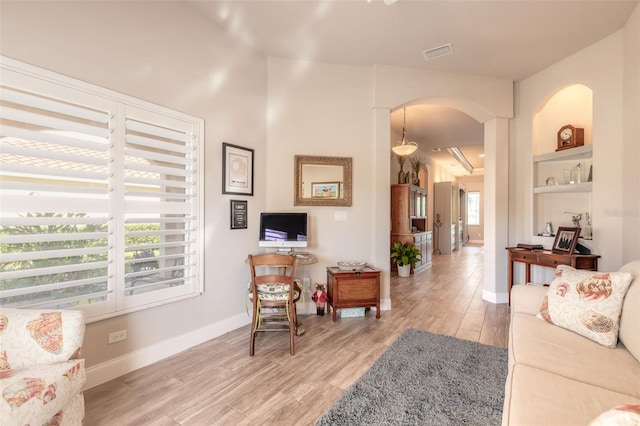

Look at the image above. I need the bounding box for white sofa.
[0,308,86,425]
[502,260,640,425]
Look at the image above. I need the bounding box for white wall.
[265,57,379,304]
[374,65,513,303]
[2,0,637,389]
[511,14,639,277]
[623,5,640,262]
[0,1,267,386]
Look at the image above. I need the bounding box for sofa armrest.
[618,260,640,363]
[510,284,548,315]
[0,308,85,370]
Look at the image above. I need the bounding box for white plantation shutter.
[120,107,200,308]
[0,57,203,320]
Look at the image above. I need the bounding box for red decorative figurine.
[312,284,327,316]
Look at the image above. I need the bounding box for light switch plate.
[334,211,348,221]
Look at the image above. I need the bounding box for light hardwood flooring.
[84,244,510,425]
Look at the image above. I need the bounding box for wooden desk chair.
[248,253,298,356]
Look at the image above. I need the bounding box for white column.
[483,117,510,303]
[373,106,392,310]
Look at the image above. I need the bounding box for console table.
[326,266,381,322]
[506,247,600,304]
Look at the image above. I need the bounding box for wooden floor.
[84,245,510,425]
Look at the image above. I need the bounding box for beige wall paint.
[512,25,636,276]
[623,4,640,262]
[1,0,638,389]
[374,66,513,302]
[265,57,377,305]
[1,1,267,385]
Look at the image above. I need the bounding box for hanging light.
[392,108,418,156]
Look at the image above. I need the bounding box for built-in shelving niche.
[532,84,593,244]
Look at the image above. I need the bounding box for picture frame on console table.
[552,227,581,254]
[222,142,254,196]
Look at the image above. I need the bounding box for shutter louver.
[122,111,199,302]
[1,57,203,319]
[0,84,112,311]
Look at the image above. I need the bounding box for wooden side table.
[326,266,381,322]
[506,247,600,304]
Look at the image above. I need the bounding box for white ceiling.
[187,0,638,176]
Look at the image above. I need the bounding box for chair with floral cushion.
[248,253,298,355]
[0,308,86,425]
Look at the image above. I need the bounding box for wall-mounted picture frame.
[552,227,581,254]
[230,199,248,230]
[222,142,254,196]
[311,181,340,199]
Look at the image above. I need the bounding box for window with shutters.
[0,57,204,321]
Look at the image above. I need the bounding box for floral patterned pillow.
[537,265,633,348]
[589,404,640,425]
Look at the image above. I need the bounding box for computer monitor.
[258,212,308,251]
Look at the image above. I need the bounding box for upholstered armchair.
[0,308,86,425]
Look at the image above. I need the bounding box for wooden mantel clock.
[556,124,584,151]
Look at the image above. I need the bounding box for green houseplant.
[390,241,422,277]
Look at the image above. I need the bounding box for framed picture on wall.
[552,227,581,254]
[311,182,340,199]
[222,142,254,196]
[230,200,248,230]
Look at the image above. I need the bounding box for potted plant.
[409,155,425,186]
[396,154,408,184]
[390,241,422,277]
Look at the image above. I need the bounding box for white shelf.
[533,143,593,240]
[533,145,592,163]
[534,182,592,194]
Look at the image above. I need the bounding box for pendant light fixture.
[392,107,418,156]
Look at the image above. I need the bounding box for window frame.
[0,56,204,322]
[467,191,481,226]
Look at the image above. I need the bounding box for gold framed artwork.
[294,155,352,207]
[222,142,254,196]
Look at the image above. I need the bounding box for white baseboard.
[482,289,509,304]
[381,297,391,311]
[84,313,251,390]
[468,239,484,245]
[85,298,394,390]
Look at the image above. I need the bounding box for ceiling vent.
[423,43,453,61]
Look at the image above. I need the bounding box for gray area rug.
[316,328,508,426]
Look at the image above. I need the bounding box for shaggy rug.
[316,328,508,426]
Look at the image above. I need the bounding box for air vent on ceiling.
[423,43,453,61]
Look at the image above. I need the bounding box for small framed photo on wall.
[311,182,340,199]
[230,200,248,230]
[222,143,254,196]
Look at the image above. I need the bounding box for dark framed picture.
[222,143,254,196]
[311,181,340,199]
[552,227,581,254]
[230,199,248,230]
